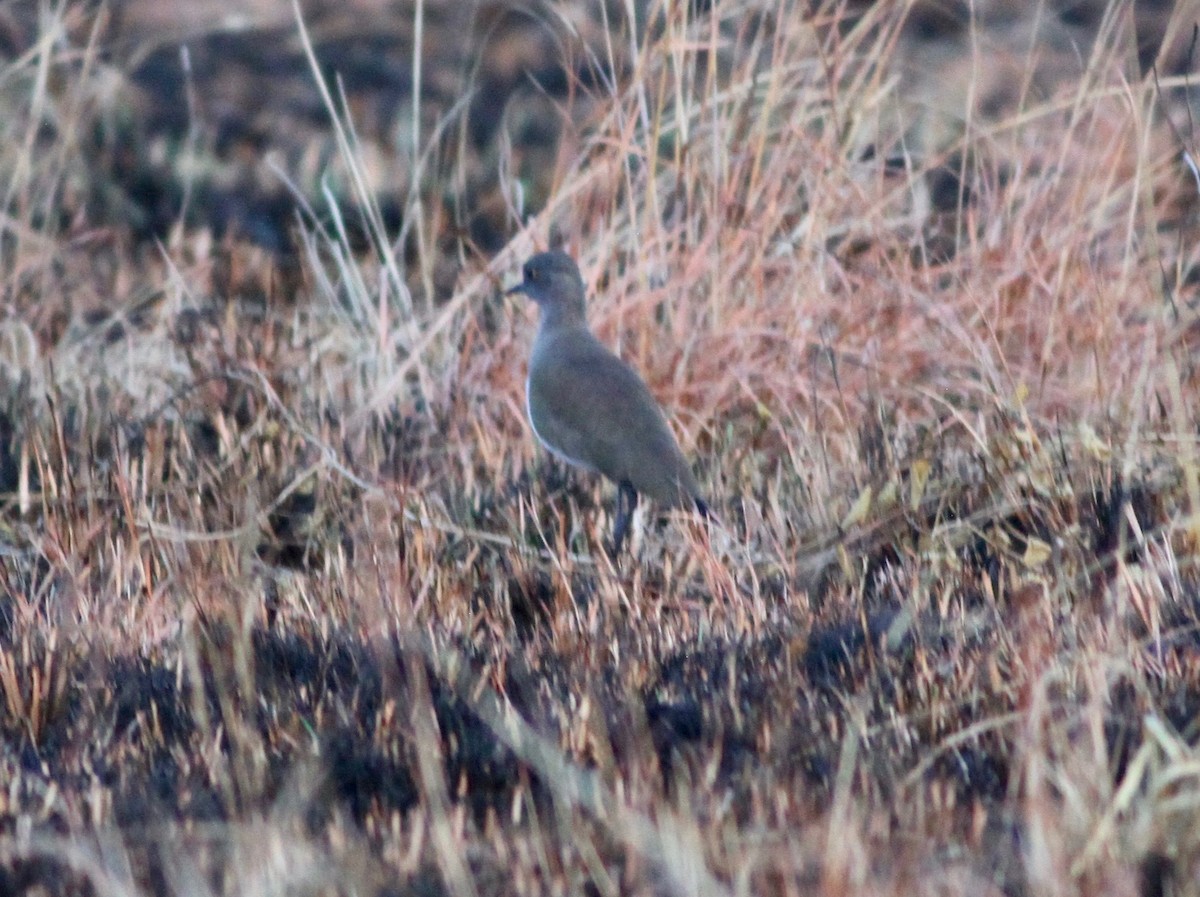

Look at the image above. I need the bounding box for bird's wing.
[529,334,690,497]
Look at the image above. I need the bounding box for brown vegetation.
[3,1,1200,895]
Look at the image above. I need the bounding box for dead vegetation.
[3,1,1200,895]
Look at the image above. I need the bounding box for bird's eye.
[526,266,537,281]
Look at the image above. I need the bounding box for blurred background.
[2,0,1194,299]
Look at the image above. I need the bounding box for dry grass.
[3,1,1200,895]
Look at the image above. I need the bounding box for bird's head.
[506,251,587,326]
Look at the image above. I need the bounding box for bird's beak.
[504,281,527,297]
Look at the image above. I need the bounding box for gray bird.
[507,250,709,555]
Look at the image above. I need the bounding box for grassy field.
[3,1,1200,895]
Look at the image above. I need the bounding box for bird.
[506,250,709,555]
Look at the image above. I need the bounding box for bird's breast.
[525,372,597,472]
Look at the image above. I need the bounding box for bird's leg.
[609,482,638,558]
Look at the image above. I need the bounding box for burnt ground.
[6,583,1200,895]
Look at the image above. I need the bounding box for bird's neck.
[537,304,588,333]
